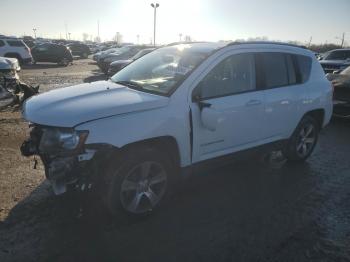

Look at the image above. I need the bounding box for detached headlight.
[39,128,89,154]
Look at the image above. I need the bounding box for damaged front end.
[20,125,106,195]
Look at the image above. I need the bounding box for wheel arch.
[120,136,181,170]
[303,108,325,129]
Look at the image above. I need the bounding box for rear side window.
[258,53,289,88]
[7,40,25,47]
[0,40,5,47]
[294,55,312,83]
[286,54,297,85]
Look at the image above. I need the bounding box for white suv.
[0,38,33,64]
[21,42,332,216]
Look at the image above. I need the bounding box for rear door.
[190,52,266,162]
[32,44,50,62]
[257,52,300,139]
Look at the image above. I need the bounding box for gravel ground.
[0,59,349,262]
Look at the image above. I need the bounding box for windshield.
[324,50,350,60]
[111,44,209,95]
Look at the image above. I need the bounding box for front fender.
[75,107,192,167]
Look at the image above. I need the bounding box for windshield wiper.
[114,80,143,91]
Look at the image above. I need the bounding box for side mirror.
[201,106,220,131]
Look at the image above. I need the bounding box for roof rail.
[165,41,210,46]
[227,41,308,49]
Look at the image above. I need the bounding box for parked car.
[108,48,155,76]
[0,37,32,64]
[327,66,350,118]
[98,45,151,73]
[21,42,332,217]
[31,43,73,66]
[319,49,350,74]
[66,43,91,58]
[92,47,119,62]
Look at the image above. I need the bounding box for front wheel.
[105,147,174,217]
[284,115,319,162]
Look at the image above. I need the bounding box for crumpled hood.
[23,81,169,127]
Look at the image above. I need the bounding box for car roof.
[163,42,227,54]
[163,41,310,55]
[328,48,350,52]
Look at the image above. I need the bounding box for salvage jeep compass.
[21,42,333,216]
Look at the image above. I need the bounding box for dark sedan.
[327,66,350,118]
[31,43,73,66]
[107,48,155,76]
[66,43,91,58]
[98,45,152,74]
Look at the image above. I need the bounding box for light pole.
[68,32,71,40]
[179,33,182,42]
[150,3,159,46]
[33,28,37,39]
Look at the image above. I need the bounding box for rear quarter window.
[0,40,5,47]
[294,55,312,83]
[7,40,25,47]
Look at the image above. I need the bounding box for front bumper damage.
[20,125,116,195]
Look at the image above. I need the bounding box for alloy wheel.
[296,123,316,157]
[120,161,167,214]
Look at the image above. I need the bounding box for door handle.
[246,99,261,106]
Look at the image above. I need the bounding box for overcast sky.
[1,0,349,45]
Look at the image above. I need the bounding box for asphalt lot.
[0,59,349,262]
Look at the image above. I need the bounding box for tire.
[284,115,319,162]
[58,58,69,67]
[105,146,175,218]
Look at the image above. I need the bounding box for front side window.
[195,53,256,100]
[324,50,350,60]
[111,44,210,96]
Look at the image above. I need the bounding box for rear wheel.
[58,58,69,66]
[105,146,174,217]
[284,115,319,162]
